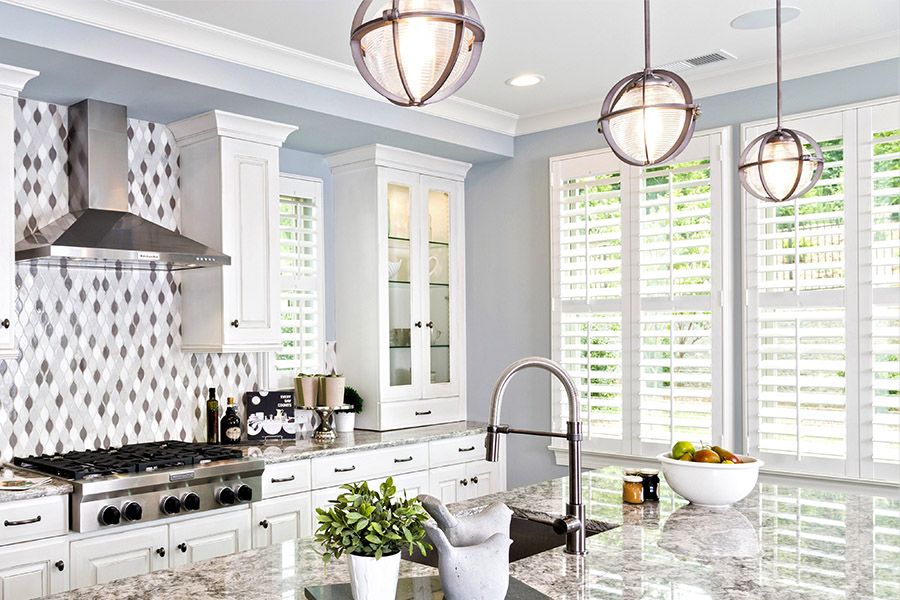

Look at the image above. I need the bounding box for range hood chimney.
[15,99,230,270]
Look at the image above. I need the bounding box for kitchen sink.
[402,509,611,566]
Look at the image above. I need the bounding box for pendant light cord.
[776,0,782,130]
[644,0,651,72]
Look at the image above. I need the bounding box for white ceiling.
[131,0,899,118]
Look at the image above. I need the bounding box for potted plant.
[315,478,431,600]
[294,372,320,408]
[333,386,363,433]
[320,373,346,407]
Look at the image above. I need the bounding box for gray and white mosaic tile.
[0,98,257,462]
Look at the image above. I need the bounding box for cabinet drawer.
[380,397,461,429]
[429,434,486,468]
[311,443,428,490]
[0,496,67,547]
[261,460,312,499]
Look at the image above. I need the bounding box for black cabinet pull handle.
[230,319,240,328]
[394,456,413,463]
[55,560,65,571]
[0,318,9,329]
[414,321,423,328]
[460,479,468,486]
[4,515,41,527]
[156,548,166,558]
[426,321,434,328]
[271,475,295,483]
[471,476,479,484]
[458,446,475,453]
[415,410,432,416]
[334,466,356,473]
[260,520,269,529]
[177,543,187,553]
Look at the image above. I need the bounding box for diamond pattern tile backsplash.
[0,98,257,462]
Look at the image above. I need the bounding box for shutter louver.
[873,306,899,465]
[872,129,899,289]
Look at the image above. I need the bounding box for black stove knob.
[182,492,201,512]
[234,484,253,503]
[122,501,143,522]
[216,487,236,506]
[99,505,121,526]
[160,495,182,515]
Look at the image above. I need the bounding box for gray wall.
[465,59,900,489]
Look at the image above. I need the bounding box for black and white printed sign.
[245,391,296,441]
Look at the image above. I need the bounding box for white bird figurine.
[423,521,513,600]
[417,494,512,547]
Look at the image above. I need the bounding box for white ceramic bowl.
[656,452,764,507]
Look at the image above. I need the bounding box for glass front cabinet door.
[330,146,469,431]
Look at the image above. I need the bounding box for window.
[743,98,899,480]
[269,174,325,390]
[550,127,733,457]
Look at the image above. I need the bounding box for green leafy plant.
[314,478,431,565]
[342,386,364,414]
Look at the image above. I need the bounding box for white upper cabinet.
[0,64,39,360]
[327,145,470,430]
[169,110,297,353]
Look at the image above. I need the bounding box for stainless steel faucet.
[484,356,586,555]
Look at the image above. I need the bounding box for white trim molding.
[0,62,39,97]
[168,110,297,148]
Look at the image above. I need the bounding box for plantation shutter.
[274,176,325,388]
[551,128,731,456]
[744,98,900,480]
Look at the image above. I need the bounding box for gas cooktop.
[14,440,244,480]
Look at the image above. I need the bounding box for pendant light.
[350,0,485,107]
[598,0,700,166]
[738,0,823,202]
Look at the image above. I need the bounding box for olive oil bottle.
[220,397,242,444]
[206,388,219,444]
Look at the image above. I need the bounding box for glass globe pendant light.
[738,0,823,202]
[350,0,485,107]
[598,0,700,166]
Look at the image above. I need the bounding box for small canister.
[639,469,660,501]
[623,475,644,504]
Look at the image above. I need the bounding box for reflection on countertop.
[237,420,487,463]
[46,466,900,600]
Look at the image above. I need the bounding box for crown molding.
[0,0,518,136]
[169,110,298,147]
[0,62,39,97]
[515,32,900,137]
[326,144,472,180]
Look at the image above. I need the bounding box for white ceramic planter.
[333,411,356,433]
[347,552,400,600]
[321,376,346,407]
[294,376,319,408]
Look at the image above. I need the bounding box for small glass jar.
[639,469,660,501]
[624,468,641,477]
[623,475,644,504]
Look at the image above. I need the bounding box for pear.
[711,445,742,464]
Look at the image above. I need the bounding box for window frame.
[549,126,734,459]
[740,96,900,481]
[259,173,326,391]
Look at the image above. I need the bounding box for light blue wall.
[465,59,900,489]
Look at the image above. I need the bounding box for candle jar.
[639,469,660,501]
[623,476,644,504]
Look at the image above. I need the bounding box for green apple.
[672,441,696,460]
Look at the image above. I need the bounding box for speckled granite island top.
[238,421,488,464]
[47,466,899,600]
[0,466,73,502]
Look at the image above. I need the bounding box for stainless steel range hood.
[15,99,230,271]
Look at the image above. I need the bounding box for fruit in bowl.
[657,441,764,507]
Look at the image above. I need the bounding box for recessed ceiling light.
[731,6,801,30]
[505,74,544,87]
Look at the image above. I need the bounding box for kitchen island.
[47,466,898,600]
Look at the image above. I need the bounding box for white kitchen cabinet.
[328,145,470,430]
[168,510,251,567]
[428,464,468,505]
[429,460,504,503]
[70,525,168,589]
[169,110,297,353]
[0,64,38,359]
[0,536,68,599]
[251,493,312,548]
[388,470,431,499]
[0,495,68,547]
[465,460,504,499]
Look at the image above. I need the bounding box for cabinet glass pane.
[388,183,413,387]
[428,189,451,385]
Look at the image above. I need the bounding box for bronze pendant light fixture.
[738,0,824,202]
[350,0,486,107]
[598,0,700,166]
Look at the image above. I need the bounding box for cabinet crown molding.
[168,109,297,148]
[0,63,39,97]
[326,144,472,181]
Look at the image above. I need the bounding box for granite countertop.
[238,421,488,464]
[46,465,900,600]
[0,466,73,503]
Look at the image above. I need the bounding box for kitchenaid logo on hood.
[138,252,161,261]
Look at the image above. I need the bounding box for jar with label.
[639,469,660,501]
[623,476,644,504]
